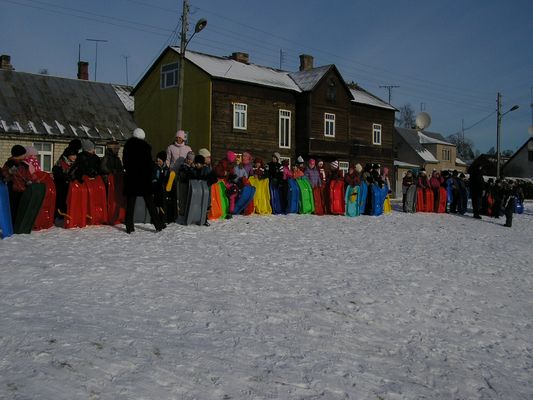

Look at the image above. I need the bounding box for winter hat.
[176,130,186,140]
[186,151,195,161]
[297,155,304,164]
[273,152,281,162]
[11,144,26,158]
[68,138,82,153]
[64,146,78,157]
[25,146,38,157]
[308,158,316,167]
[156,151,167,162]
[198,148,211,158]
[330,160,339,170]
[227,150,236,163]
[132,128,146,140]
[194,154,205,165]
[383,167,389,176]
[81,139,95,152]
[355,163,363,173]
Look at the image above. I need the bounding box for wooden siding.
[210,80,297,163]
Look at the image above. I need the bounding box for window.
[442,148,451,161]
[372,123,382,145]
[528,151,533,162]
[339,161,349,175]
[324,113,335,137]
[95,145,105,158]
[33,142,53,172]
[279,109,291,148]
[233,103,247,130]
[160,62,179,89]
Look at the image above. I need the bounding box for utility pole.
[86,38,108,81]
[122,55,129,86]
[496,92,502,179]
[379,85,400,104]
[279,49,285,70]
[176,0,189,131]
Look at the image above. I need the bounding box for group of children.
[401,168,524,228]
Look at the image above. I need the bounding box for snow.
[350,88,396,110]
[415,147,439,163]
[1,205,532,399]
[417,131,451,146]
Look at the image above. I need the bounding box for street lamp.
[176,2,207,131]
[496,92,519,179]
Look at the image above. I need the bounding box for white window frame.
[279,109,291,149]
[339,161,349,175]
[372,123,382,145]
[324,113,335,137]
[95,145,105,158]
[160,62,179,89]
[32,141,53,172]
[233,103,247,130]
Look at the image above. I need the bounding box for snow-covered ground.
[1,205,532,399]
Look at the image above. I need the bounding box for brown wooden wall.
[211,79,297,164]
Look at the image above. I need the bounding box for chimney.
[231,52,249,64]
[0,54,14,70]
[299,54,314,71]
[77,61,89,80]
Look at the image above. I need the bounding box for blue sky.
[2,0,532,153]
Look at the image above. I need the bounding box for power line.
[379,85,400,104]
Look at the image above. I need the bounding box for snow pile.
[1,206,532,399]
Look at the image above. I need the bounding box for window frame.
[95,145,105,158]
[160,62,179,89]
[278,109,291,149]
[324,113,335,137]
[372,123,382,145]
[32,141,53,172]
[339,161,349,175]
[233,102,248,130]
[441,148,451,161]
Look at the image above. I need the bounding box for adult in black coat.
[70,139,102,182]
[468,163,485,219]
[122,128,164,234]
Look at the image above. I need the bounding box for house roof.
[417,130,452,145]
[456,157,467,166]
[503,137,533,167]
[394,160,420,168]
[288,65,332,91]
[395,127,439,163]
[349,87,396,111]
[0,70,136,140]
[174,47,302,92]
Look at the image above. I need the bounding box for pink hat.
[176,130,186,140]
[227,150,236,163]
[308,158,316,166]
[383,167,389,176]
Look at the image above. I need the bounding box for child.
[24,146,42,174]
[2,145,36,220]
[152,151,170,222]
[52,146,78,219]
[502,180,517,228]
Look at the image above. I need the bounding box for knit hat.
[64,146,78,157]
[81,139,95,152]
[186,151,195,161]
[355,163,362,173]
[227,150,236,163]
[156,151,167,162]
[176,130,186,140]
[194,154,205,164]
[242,152,252,164]
[273,152,281,162]
[198,148,211,158]
[297,155,304,164]
[11,145,26,158]
[330,160,339,170]
[308,158,316,167]
[68,138,82,153]
[132,128,146,140]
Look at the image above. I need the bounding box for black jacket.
[123,137,154,196]
[70,151,102,182]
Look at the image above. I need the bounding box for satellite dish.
[415,112,431,130]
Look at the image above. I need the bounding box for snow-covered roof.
[456,157,467,166]
[0,70,136,140]
[350,88,396,110]
[418,131,452,145]
[394,160,420,168]
[112,85,134,112]
[417,148,439,163]
[289,65,331,91]
[173,47,301,92]
[396,127,440,163]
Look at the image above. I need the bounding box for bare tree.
[395,104,416,128]
[38,68,49,75]
[446,133,476,161]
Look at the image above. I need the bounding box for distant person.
[52,146,78,219]
[122,128,165,234]
[100,140,123,176]
[166,130,192,172]
[2,145,36,220]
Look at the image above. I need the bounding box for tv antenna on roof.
[86,38,108,81]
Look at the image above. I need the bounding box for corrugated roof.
[0,70,136,140]
[350,88,396,110]
[173,47,301,92]
[289,65,331,91]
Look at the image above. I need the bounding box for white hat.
[198,148,211,157]
[297,155,304,164]
[132,128,146,140]
[330,160,339,169]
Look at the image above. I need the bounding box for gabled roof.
[180,48,302,92]
[418,130,452,145]
[0,70,136,140]
[395,127,439,163]
[349,86,396,111]
[504,137,533,166]
[289,65,332,91]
